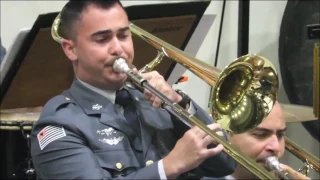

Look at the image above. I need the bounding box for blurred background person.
[203,101,310,180]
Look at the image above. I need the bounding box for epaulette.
[41,95,76,117]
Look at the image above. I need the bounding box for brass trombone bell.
[129,23,279,134]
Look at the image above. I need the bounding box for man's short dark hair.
[58,0,124,41]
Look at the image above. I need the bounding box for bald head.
[265,101,284,124]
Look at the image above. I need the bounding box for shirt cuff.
[187,101,196,115]
[158,160,167,180]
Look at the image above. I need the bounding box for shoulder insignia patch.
[37,125,66,150]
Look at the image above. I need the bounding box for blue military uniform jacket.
[31,79,236,179]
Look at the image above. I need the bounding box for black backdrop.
[279,0,320,142]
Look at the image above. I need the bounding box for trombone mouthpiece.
[266,156,291,180]
[113,58,130,73]
[265,156,280,171]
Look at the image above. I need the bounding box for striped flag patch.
[37,125,66,150]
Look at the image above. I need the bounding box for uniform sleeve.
[31,120,106,179]
[31,111,162,179]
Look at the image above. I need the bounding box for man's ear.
[61,39,77,61]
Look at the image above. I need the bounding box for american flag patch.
[37,125,66,150]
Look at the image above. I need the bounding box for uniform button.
[116,162,122,169]
[65,97,70,101]
[146,160,154,166]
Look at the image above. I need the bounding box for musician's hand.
[163,123,224,179]
[279,163,311,180]
[139,71,181,108]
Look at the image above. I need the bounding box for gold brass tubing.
[129,23,221,87]
[285,137,320,173]
[129,23,275,180]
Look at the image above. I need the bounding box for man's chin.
[256,161,275,173]
[114,71,127,78]
[112,77,128,87]
[256,160,267,168]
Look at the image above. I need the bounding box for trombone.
[127,23,320,178]
[125,23,278,180]
[51,12,317,179]
[285,137,319,176]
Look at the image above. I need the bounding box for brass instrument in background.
[50,12,318,179]
[285,137,319,176]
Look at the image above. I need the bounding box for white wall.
[0,0,170,49]
[1,0,318,179]
[249,0,289,104]
[173,1,239,110]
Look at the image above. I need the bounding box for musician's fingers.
[150,80,161,106]
[140,71,158,81]
[279,164,310,180]
[200,144,224,157]
[143,89,152,101]
[202,130,223,145]
[143,79,158,101]
[189,125,201,135]
[152,96,163,108]
[131,67,138,73]
[196,123,222,139]
[215,130,224,137]
[202,135,216,146]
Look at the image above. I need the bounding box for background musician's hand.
[162,123,224,179]
[279,163,311,180]
[139,71,182,108]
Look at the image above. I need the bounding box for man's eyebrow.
[119,26,130,32]
[252,127,272,133]
[277,127,287,132]
[91,26,130,37]
[252,127,287,132]
[91,29,112,37]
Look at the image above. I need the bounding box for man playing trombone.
[204,101,310,180]
[30,0,236,179]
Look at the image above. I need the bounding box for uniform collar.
[76,77,116,104]
[67,78,117,115]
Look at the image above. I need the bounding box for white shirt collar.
[76,77,116,104]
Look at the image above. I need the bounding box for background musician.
[204,101,310,180]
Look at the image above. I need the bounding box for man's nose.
[265,135,281,154]
[110,37,124,56]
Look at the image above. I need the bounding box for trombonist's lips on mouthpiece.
[104,57,125,69]
[256,158,267,166]
[104,61,113,67]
